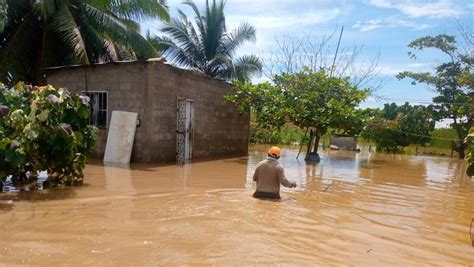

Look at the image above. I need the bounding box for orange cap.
[268,146,281,158]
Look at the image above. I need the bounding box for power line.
[385,127,464,142]
[372,96,471,106]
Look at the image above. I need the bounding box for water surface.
[1,146,473,265]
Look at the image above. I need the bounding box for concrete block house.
[46,59,250,163]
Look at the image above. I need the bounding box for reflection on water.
[0,146,473,265]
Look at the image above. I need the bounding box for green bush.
[250,120,308,145]
[465,127,474,177]
[429,128,458,149]
[0,82,97,187]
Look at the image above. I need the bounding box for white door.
[177,99,194,164]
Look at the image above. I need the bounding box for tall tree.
[0,0,169,85]
[397,34,474,158]
[227,68,369,159]
[153,0,262,82]
[361,103,435,153]
[262,31,382,90]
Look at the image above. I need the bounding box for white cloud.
[353,19,384,32]
[377,65,404,75]
[353,16,431,32]
[227,9,341,30]
[376,62,434,76]
[162,0,346,53]
[367,0,466,18]
[407,63,430,68]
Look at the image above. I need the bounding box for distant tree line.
[227,32,473,160]
[360,103,435,152]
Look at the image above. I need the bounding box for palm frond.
[89,0,169,22]
[0,0,7,32]
[157,0,261,82]
[182,0,205,39]
[161,15,203,67]
[156,35,196,67]
[40,26,77,68]
[74,13,115,62]
[223,22,256,56]
[121,18,141,32]
[84,3,159,60]
[4,0,30,21]
[125,30,160,59]
[146,31,169,53]
[203,0,226,59]
[37,0,63,17]
[102,35,120,61]
[51,3,89,64]
[232,55,262,82]
[0,12,43,83]
[206,53,232,77]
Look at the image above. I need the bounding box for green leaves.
[361,103,435,152]
[398,34,473,158]
[0,0,6,32]
[153,0,261,82]
[0,0,169,84]
[227,68,370,143]
[407,34,456,58]
[465,127,474,177]
[0,83,97,186]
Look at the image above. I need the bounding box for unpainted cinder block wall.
[46,62,151,162]
[46,60,249,163]
[146,61,250,162]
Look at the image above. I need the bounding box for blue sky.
[143,0,473,110]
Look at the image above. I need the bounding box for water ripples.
[0,148,473,265]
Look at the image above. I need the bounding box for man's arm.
[277,166,296,188]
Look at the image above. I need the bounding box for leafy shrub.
[250,122,308,145]
[429,128,458,149]
[0,83,97,187]
[465,127,474,177]
[361,103,434,152]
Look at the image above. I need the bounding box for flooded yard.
[1,146,473,265]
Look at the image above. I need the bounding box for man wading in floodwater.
[252,146,297,199]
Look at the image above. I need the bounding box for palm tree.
[0,0,169,84]
[154,0,262,82]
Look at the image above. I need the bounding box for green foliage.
[465,127,474,176]
[361,103,435,152]
[429,128,458,149]
[0,82,97,187]
[250,115,308,145]
[275,69,370,132]
[397,34,474,158]
[152,0,262,82]
[0,0,6,32]
[227,68,369,153]
[0,0,169,84]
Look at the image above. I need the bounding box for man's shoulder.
[257,159,282,168]
[275,162,284,170]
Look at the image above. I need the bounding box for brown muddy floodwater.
[1,146,473,266]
